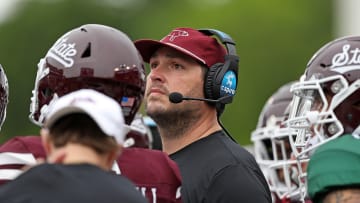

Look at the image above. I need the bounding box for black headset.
[197,29,240,114]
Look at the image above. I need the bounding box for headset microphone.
[168,92,233,104]
[168,92,237,143]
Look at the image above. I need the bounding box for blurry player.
[0,24,181,203]
[0,89,148,203]
[251,81,304,203]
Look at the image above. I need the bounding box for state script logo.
[46,37,77,68]
[331,44,360,73]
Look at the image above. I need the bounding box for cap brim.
[134,39,206,65]
[134,39,164,63]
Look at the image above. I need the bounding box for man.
[285,35,360,202]
[0,89,147,203]
[135,27,271,202]
[0,24,181,203]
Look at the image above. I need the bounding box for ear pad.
[204,63,224,100]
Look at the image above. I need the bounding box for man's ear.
[40,128,52,155]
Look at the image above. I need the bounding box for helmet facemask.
[251,81,303,201]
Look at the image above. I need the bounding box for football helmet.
[286,36,360,201]
[29,24,146,126]
[0,64,8,130]
[124,114,153,149]
[287,36,360,160]
[251,81,299,201]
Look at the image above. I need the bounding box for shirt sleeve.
[204,164,272,203]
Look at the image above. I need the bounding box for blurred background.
[0,0,358,145]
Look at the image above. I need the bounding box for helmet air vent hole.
[81,43,91,58]
[320,63,329,68]
[80,28,87,32]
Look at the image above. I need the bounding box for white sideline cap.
[44,89,127,144]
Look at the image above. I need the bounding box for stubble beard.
[146,101,201,140]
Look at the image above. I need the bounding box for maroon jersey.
[0,136,181,203]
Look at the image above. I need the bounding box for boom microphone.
[168,92,233,104]
[168,92,237,143]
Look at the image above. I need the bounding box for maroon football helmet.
[287,36,360,159]
[0,64,8,130]
[286,36,360,201]
[29,24,145,126]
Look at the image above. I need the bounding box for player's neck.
[50,143,112,171]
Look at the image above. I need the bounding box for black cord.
[217,116,238,143]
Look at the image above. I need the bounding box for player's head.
[287,35,360,160]
[30,24,145,126]
[286,36,360,201]
[251,81,299,201]
[0,64,8,130]
[42,89,126,169]
[123,113,153,149]
[306,135,360,203]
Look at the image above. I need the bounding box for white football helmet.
[251,81,300,201]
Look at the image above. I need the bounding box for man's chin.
[146,103,166,115]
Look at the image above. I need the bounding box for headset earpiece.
[198,29,239,103]
[204,63,224,100]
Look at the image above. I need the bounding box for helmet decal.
[46,37,77,68]
[331,44,360,73]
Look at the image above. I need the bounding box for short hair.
[48,113,119,154]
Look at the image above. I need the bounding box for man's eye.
[173,63,183,70]
[150,63,158,69]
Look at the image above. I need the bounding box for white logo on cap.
[331,44,360,73]
[46,37,77,68]
[167,30,189,41]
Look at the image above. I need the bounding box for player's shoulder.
[121,148,176,167]
[0,135,42,152]
[0,135,42,153]
[121,147,168,159]
[118,147,181,182]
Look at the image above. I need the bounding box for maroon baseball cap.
[134,27,227,68]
